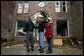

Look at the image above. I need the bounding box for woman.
[45,18,53,54]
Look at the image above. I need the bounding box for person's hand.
[49,35,52,37]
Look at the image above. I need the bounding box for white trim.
[67,20,70,37]
[65,1,68,12]
[15,21,17,37]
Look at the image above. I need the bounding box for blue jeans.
[38,32,44,50]
[46,37,52,51]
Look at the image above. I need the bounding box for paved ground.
[1,44,83,55]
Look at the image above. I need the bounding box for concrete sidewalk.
[1,45,83,55]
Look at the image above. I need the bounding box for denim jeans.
[26,31,34,50]
[38,32,44,50]
[46,37,52,51]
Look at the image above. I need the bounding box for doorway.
[57,20,69,37]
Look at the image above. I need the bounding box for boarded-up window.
[17,2,29,14]
[17,3,23,13]
[23,3,29,13]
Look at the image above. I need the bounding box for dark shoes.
[27,49,30,52]
[31,49,34,51]
[40,50,44,53]
[27,48,34,52]
[38,49,41,51]
[38,49,44,53]
[46,50,52,54]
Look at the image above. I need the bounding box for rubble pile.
[1,38,26,47]
[62,38,83,49]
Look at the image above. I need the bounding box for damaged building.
[1,1,83,45]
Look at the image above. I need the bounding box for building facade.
[1,1,83,41]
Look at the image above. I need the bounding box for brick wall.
[69,1,83,40]
[1,1,15,39]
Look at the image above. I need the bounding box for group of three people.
[23,16,53,54]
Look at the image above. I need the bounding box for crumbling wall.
[1,1,15,39]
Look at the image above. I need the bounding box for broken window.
[17,2,29,14]
[15,20,26,37]
[63,1,65,5]
[55,1,60,12]
[62,1,67,12]
[57,20,68,36]
[63,7,66,12]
